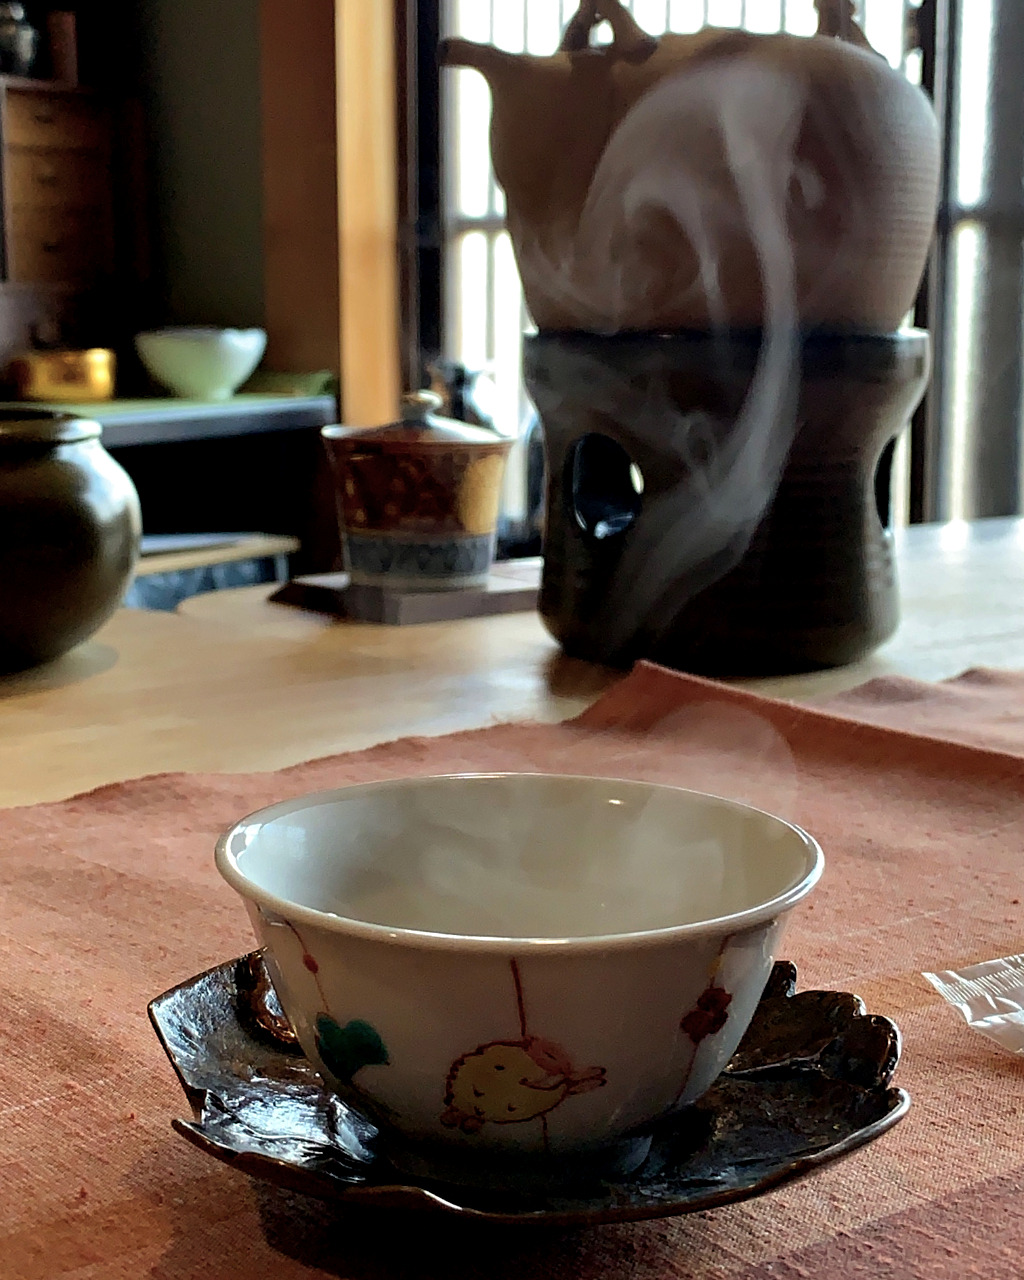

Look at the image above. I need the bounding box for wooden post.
[261,0,401,423]
[336,0,401,424]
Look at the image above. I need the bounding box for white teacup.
[216,773,822,1185]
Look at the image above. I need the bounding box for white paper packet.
[924,954,1024,1054]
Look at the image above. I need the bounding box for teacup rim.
[215,772,824,953]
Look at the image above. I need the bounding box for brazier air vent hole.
[875,438,897,531]
[569,433,644,541]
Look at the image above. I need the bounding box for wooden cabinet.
[0,80,114,286]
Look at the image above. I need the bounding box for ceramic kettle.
[322,392,512,592]
[441,0,940,334]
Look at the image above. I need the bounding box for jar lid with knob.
[323,391,512,453]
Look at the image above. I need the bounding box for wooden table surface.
[2,517,1023,808]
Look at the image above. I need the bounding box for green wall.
[135,0,265,328]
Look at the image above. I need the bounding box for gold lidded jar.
[322,391,512,591]
[10,348,116,404]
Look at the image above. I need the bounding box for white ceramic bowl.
[134,327,267,401]
[216,773,822,1184]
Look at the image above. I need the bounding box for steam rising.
[524,56,804,647]
[444,10,939,655]
[267,777,811,940]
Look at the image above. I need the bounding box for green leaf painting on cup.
[315,1014,390,1085]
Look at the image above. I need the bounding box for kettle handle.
[560,0,658,62]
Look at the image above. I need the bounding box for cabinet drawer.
[5,89,108,151]
[8,206,113,283]
[5,147,109,208]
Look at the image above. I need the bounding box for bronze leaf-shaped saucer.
[148,955,909,1227]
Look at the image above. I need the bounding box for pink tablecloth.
[4,663,1024,1278]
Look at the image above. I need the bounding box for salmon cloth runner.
[4,663,1024,1279]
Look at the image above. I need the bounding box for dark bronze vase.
[0,410,141,672]
[525,329,930,677]
[0,2,37,76]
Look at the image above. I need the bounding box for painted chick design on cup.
[441,1035,606,1135]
